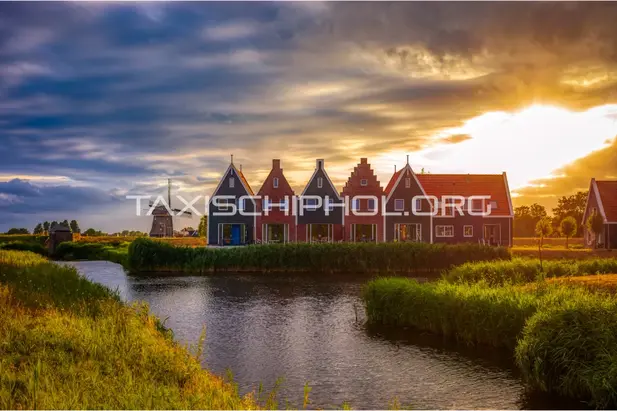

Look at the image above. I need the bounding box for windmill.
[148,179,192,237]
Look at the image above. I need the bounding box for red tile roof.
[234,165,254,195]
[596,180,617,222]
[416,174,513,217]
[384,169,404,196]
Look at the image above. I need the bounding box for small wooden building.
[48,225,72,254]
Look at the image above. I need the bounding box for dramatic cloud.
[1,2,617,231]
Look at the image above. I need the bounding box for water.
[65,261,581,409]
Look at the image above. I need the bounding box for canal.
[66,260,580,409]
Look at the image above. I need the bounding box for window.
[489,200,498,209]
[440,198,455,217]
[394,199,404,211]
[436,225,454,237]
[464,225,473,237]
[306,198,318,210]
[405,177,411,188]
[353,198,361,211]
[360,179,368,186]
[238,198,245,211]
[219,198,229,211]
[317,177,323,188]
[414,198,422,211]
[327,201,335,211]
[368,199,376,211]
[229,177,235,188]
[273,177,279,188]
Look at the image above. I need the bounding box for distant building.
[582,178,617,249]
[149,206,173,237]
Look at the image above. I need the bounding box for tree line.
[514,191,587,238]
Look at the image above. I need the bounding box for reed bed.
[444,257,617,285]
[53,241,129,266]
[127,238,510,274]
[0,250,257,409]
[363,276,617,406]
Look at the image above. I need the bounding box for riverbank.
[0,250,257,409]
[363,276,617,407]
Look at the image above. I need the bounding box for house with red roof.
[255,159,296,244]
[384,158,513,245]
[341,158,384,242]
[208,157,256,246]
[582,179,617,249]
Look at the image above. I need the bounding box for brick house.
[296,159,344,242]
[582,178,617,249]
[255,159,296,244]
[384,159,513,245]
[207,159,256,246]
[340,158,384,242]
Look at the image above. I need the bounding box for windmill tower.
[149,179,192,237]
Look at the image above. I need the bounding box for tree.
[50,221,58,230]
[514,203,547,237]
[6,228,29,235]
[559,216,578,249]
[61,219,70,230]
[33,223,44,234]
[535,217,553,271]
[43,221,50,234]
[586,209,605,249]
[70,220,80,233]
[552,191,587,236]
[198,215,208,239]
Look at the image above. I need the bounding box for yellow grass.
[78,236,207,247]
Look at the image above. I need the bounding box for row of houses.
[207,157,515,246]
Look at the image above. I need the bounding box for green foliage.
[82,227,106,236]
[6,227,29,235]
[444,257,617,285]
[127,238,510,274]
[514,203,547,237]
[69,219,80,233]
[198,215,208,238]
[43,221,50,232]
[33,223,44,234]
[552,191,587,237]
[0,250,257,409]
[0,234,47,245]
[0,241,48,256]
[586,209,605,248]
[535,217,553,238]
[559,216,578,248]
[53,242,128,266]
[516,293,617,407]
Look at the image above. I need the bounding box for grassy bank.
[127,238,510,274]
[363,277,617,406]
[0,250,256,409]
[444,257,617,285]
[52,241,129,266]
[0,234,47,245]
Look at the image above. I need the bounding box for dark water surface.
[65,261,581,409]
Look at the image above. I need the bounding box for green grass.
[443,257,617,285]
[53,241,129,266]
[127,238,510,274]
[0,250,257,409]
[0,234,47,245]
[363,277,617,406]
[0,240,48,256]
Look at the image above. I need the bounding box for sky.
[2,2,617,233]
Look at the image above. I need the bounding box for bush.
[53,242,128,266]
[0,241,47,256]
[516,294,617,407]
[444,257,617,285]
[127,238,511,274]
[0,234,47,245]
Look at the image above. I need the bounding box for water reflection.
[66,261,580,410]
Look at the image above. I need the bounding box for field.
[363,276,617,407]
[0,250,257,409]
[512,237,584,247]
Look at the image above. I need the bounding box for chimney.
[394,165,397,173]
[406,154,409,165]
[272,159,281,169]
[316,159,324,169]
[360,158,368,165]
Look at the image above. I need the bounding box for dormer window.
[360,179,368,186]
[317,177,323,188]
[489,201,498,209]
[229,177,235,188]
[405,178,411,188]
[273,177,279,188]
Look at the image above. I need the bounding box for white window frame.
[463,225,473,237]
[394,199,405,211]
[238,198,245,211]
[414,198,422,212]
[405,177,411,188]
[360,179,368,186]
[273,177,279,188]
[306,198,318,210]
[229,177,235,188]
[353,198,361,211]
[436,225,454,238]
[317,177,323,188]
[368,198,376,211]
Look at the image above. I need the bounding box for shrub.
[0,240,47,256]
[127,238,510,274]
[444,258,617,285]
[0,234,47,245]
[516,294,617,407]
[53,242,128,266]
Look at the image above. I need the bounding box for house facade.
[207,160,256,246]
[296,159,344,242]
[582,178,617,249]
[341,158,384,242]
[255,159,296,244]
